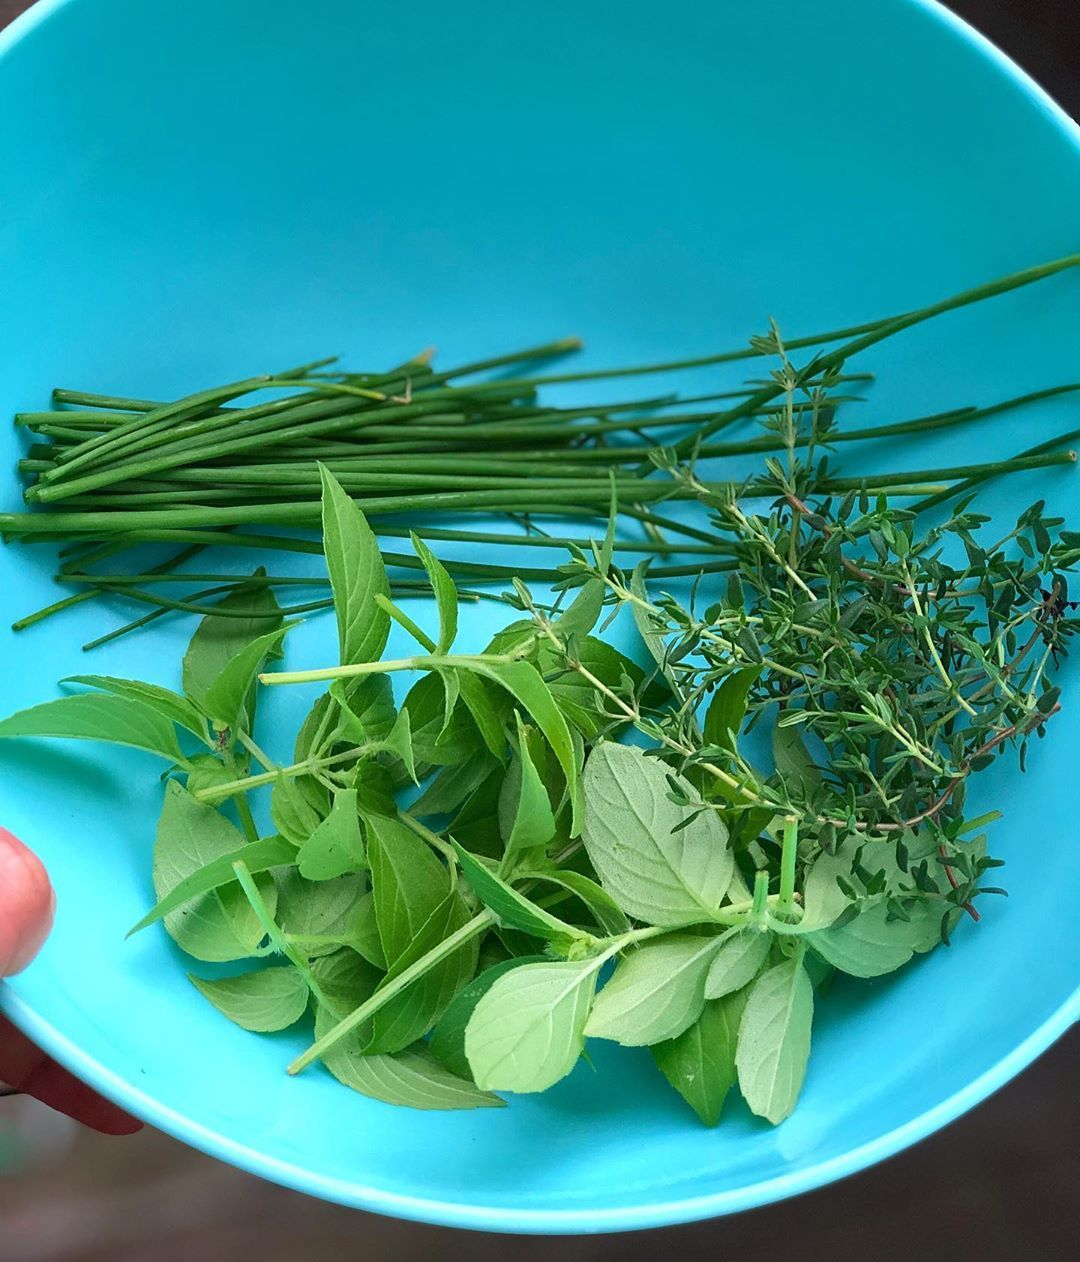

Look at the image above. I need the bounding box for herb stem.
[287,908,496,1074]
[231,860,332,1009]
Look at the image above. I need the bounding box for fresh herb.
[2,257,1078,1127]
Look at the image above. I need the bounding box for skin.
[0,826,142,1135]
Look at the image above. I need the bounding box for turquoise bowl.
[1,0,1078,1233]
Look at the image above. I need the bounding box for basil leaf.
[353,760,398,821]
[323,1039,503,1110]
[182,576,283,714]
[271,772,323,844]
[428,954,548,1080]
[329,675,397,747]
[297,788,366,880]
[465,958,598,1093]
[704,927,772,998]
[310,946,382,1017]
[585,934,719,1046]
[582,742,733,926]
[455,669,507,757]
[190,966,309,1032]
[735,956,814,1124]
[539,637,666,740]
[451,843,584,949]
[808,899,920,977]
[184,754,237,799]
[319,465,391,667]
[409,752,498,817]
[295,692,335,762]
[630,561,669,675]
[403,672,482,768]
[651,989,746,1126]
[457,659,583,834]
[411,532,458,655]
[366,893,478,1054]
[0,693,186,764]
[799,842,858,930]
[63,675,208,742]
[515,868,630,937]
[772,723,821,796]
[201,625,289,729]
[447,767,505,857]
[553,577,604,643]
[128,832,296,935]
[273,868,367,951]
[366,814,450,967]
[152,781,275,962]
[288,890,386,970]
[703,667,760,751]
[497,715,556,859]
[380,706,418,785]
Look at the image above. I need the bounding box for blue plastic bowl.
[1,0,1078,1234]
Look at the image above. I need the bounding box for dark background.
[0,1,1075,1258]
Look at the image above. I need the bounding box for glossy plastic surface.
[0,0,1078,1233]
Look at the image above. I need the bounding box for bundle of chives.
[3,252,1079,646]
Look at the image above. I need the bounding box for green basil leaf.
[772,723,821,796]
[329,675,397,747]
[182,576,283,714]
[273,868,367,951]
[457,659,583,834]
[129,832,296,935]
[289,891,386,970]
[410,752,498,818]
[190,966,309,1032]
[63,675,208,742]
[366,814,451,967]
[703,667,761,751]
[323,1039,503,1110]
[411,532,458,655]
[808,899,920,977]
[297,788,366,880]
[735,956,814,1124]
[0,693,186,764]
[447,766,505,857]
[455,669,507,757]
[319,465,391,667]
[465,958,599,1093]
[271,772,323,844]
[428,954,549,1080]
[582,743,733,926]
[585,934,719,1046]
[553,577,604,643]
[514,868,630,936]
[799,842,858,930]
[651,989,746,1126]
[366,893,478,1054]
[403,672,482,768]
[295,692,335,762]
[498,714,556,859]
[380,705,418,785]
[184,754,237,799]
[201,625,290,729]
[451,842,584,948]
[310,946,383,1018]
[704,927,772,998]
[152,781,276,962]
[538,636,667,740]
[353,760,399,820]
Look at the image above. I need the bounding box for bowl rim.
[1,0,1078,1234]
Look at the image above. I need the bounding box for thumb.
[0,827,55,977]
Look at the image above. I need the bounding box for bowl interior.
[1,0,1079,1233]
